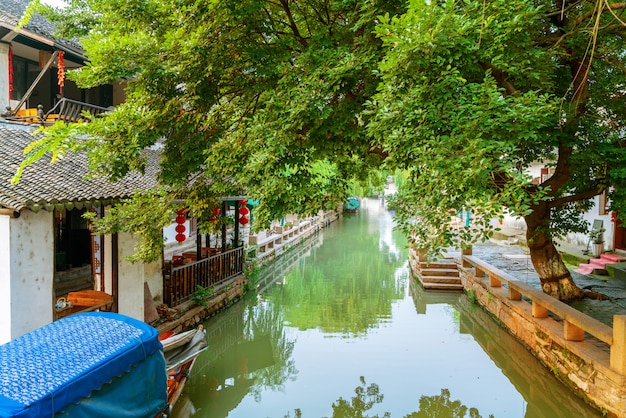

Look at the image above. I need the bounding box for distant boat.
[0,312,207,418]
[345,197,360,213]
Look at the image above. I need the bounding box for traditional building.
[0,0,253,343]
[0,0,163,343]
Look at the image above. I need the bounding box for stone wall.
[457,263,626,417]
[156,275,247,335]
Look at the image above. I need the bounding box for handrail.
[44,97,111,123]
[462,254,626,374]
[164,247,244,307]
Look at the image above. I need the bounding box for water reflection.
[283,378,492,418]
[181,299,297,418]
[173,199,601,418]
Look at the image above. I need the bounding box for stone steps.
[420,268,459,277]
[414,259,463,291]
[575,253,626,276]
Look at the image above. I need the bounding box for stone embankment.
[155,209,340,335]
[410,245,626,417]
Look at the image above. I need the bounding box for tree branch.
[568,55,591,118]
[573,2,626,28]
[478,62,518,96]
[279,0,309,48]
[367,145,388,160]
[542,145,573,196]
[545,0,586,18]
[549,186,604,208]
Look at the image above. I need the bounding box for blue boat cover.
[0,312,165,417]
[346,197,359,210]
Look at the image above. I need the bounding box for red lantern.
[238,216,249,225]
[238,199,248,205]
[175,207,186,243]
[212,208,220,217]
[238,207,249,216]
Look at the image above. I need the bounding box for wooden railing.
[4,99,111,125]
[164,247,245,307]
[462,255,626,375]
[44,98,111,123]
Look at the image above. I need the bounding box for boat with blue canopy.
[345,197,360,213]
[0,312,204,418]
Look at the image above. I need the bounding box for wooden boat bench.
[67,290,114,312]
[56,290,114,319]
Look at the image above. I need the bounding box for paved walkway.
[458,240,626,327]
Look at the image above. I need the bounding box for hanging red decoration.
[238,207,249,216]
[238,216,249,225]
[57,51,65,95]
[212,208,220,217]
[175,207,186,243]
[238,199,248,205]
[8,43,13,100]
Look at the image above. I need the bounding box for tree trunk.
[525,206,582,301]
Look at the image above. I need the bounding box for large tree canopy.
[19,0,626,300]
[19,0,405,260]
[368,0,626,300]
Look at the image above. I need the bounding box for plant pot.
[591,243,604,257]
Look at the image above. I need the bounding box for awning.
[0,312,166,417]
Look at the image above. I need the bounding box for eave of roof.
[0,121,160,213]
[0,0,84,60]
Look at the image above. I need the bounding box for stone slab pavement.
[444,240,626,327]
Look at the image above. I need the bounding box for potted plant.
[590,228,605,257]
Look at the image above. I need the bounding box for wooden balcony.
[163,247,245,307]
[4,98,111,125]
[44,98,111,124]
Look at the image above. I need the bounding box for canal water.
[173,198,601,418]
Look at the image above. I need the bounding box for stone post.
[418,248,428,262]
[610,315,626,375]
[462,246,472,268]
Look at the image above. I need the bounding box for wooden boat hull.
[158,327,208,416]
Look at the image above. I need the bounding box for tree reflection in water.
[406,388,493,418]
[283,378,491,418]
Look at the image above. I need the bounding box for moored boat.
[160,327,208,416]
[0,312,207,418]
[345,197,360,213]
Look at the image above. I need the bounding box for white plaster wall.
[116,232,163,320]
[0,211,54,344]
[0,43,8,112]
[498,198,614,249]
[564,195,614,250]
[496,161,616,250]
[0,215,11,344]
[144,261,163,306]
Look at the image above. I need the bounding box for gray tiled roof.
[0,0,81,50]
[0,121,160,212]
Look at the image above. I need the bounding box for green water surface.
[174,199,601,418]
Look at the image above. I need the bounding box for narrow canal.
[173,198,601,418]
